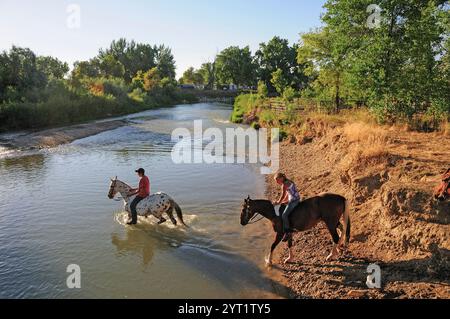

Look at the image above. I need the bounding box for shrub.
[282,87,297,102]
[231,94,259,123]
[257,80,268,98]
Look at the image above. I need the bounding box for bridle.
[109,178,125,201]
[244,203,265,225]
[108,179,117,199]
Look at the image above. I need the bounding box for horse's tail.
[170,199,189,228]
[342,198,351,247]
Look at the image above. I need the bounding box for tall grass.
[0,85,198,131]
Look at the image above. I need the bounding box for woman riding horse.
[241,192,351,266]
[273,173,301,242]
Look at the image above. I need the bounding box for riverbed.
[0,103,288,299]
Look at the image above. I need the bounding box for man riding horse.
[127,168,150,225]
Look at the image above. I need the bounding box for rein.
[248,213,265,224]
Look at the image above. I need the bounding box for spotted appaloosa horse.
[434,168,450,201]
[108,177,188,227]
[240,194,350,266]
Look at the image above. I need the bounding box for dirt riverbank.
[0,120,127,151]
[266,119,449,299]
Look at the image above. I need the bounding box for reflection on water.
[0,104,288,299]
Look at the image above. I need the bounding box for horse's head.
[434,169,450,202]
[240,195,256,226]
[434,182,449,202]
[108,176,118,199]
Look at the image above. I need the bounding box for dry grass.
[343,122,392,170]
[344,122,391,145]
[440,121,450,136]
[308,108,377,126]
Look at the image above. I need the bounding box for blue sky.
[0,0,326,77]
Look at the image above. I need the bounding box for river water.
[0,103,287,299]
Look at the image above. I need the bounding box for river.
[0,103,288,299]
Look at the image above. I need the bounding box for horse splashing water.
[108,177,188,227]
[240,194,350,266]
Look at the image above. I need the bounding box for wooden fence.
[261,98,363,115]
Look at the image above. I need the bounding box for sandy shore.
[265,121,449,299]
[0,120,128,150]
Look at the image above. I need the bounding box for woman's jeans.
[282,200,300,232]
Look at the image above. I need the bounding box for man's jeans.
[282,199,300,232]
[130,196,145,223]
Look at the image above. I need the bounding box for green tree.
[98,54,125,78]
[298,29,353,112]
[0,46,44,102]
[256,36,307,93]
[36,56,69,80]
[179,67,204,86]
[132,67,161,92]
[215,46,256,87]
[271,68,289,95]
[98,38,157,83]
[155,45,176,80]
[257,80,268,98]
[199,62,216,89]
[320,0,449,119]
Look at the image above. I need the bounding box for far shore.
[0,119,128,151]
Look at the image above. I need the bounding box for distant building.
[179,84,195,90]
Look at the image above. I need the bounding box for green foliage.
[215,46,256,87]
[282,87,297,102]
[257,80,268,98]
[300,0,450,121]
[256,36,308,93]
[0,40,187,131]
[271,69,289,95]
[230,94,259,123]
[259,109,277,124]
[36,56,69,80]
[179,67,204,86]
[199,62,216,89]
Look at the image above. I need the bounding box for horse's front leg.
[284,237,295,264]
[266,233,283,267]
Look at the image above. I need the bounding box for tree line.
[0,0,448,130]
[179,36,308,96]
[185,0,449,122]
[0,39,196,130]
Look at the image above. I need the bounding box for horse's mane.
[251,199,273,205]
[116,179,132,189]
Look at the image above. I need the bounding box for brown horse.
[240,194,350,266]
[434,168,450,201]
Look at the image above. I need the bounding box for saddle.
[277,201,300,217]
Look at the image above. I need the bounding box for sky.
[0,0,326,77]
